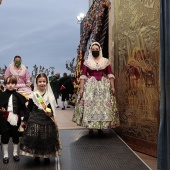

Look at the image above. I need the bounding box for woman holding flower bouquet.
[20,73,61,164]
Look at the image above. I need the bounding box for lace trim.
[20,122,61,156]
[20,150,60,157]
[84,58,110,71]
[108,74,115,79]
[9,64,27,77]
[80,75,87,79]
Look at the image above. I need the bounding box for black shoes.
[3,155,20,164]
[44,158,50,164]
[62,106,71,110]
[98,129,104,136]
[13,155,20,162]
[89,129,94,137]
[34,157,50,164]
[88,129,104,137]
[3,157,9,164]
[34,157,40,164]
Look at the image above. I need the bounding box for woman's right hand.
[111,87,115,95]
[79,88,84,98]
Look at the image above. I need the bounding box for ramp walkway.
[0,129,151,170]
[0,97,152,170]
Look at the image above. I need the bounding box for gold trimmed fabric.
[73,77,119,129]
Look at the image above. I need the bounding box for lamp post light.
[76,13,85,23]
[76,13,85,35]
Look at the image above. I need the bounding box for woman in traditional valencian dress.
[73,42,119,136]
[4,55,31,96]
[20,73,61,164]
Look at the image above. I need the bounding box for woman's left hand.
[111,87,115,95]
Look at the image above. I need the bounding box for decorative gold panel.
[114,0,160,149]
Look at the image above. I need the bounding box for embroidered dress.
[73,41,119,129]
[73,59,120,129]
[20,92,61,158]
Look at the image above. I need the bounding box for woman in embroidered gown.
[72,42,119,136]
[20,73,61,163]
[4,55,31,95]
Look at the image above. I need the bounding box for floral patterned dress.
[73,59,120,129]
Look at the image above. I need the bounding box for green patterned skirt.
[72,77,120,129]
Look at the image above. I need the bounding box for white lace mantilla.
[84,57,110,71]
[9,64,27,77]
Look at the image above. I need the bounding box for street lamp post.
[76,13,85,35]
[76,13,85,23]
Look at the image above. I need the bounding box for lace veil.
[84,42,110,70]
[9,56,27,77]
[33,73,57,121]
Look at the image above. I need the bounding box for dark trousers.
[53,91,59,104]
[1,124,19,144]
[61,91,69,101]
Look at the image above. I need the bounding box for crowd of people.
[0,41,119,165]
[49,72,75,110]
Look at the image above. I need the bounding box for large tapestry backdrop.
[114,0,160,156]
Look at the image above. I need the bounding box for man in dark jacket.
[49,73,60,108]
[59,73,75,110]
